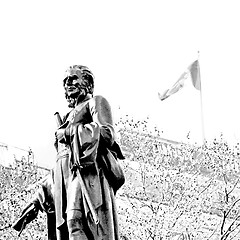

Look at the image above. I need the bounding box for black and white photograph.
[1,1,240,239]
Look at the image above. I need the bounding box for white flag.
[158,60,201,101]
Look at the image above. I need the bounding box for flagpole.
[198,51,206,144]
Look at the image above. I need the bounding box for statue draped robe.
[37,95,123,240]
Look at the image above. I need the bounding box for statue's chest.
[67,101,92,125]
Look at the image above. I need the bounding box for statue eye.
[63,75,79,85]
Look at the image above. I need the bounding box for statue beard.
[66,89,87,108]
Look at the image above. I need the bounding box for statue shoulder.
[90,95,111,110]
[89,95,113,124]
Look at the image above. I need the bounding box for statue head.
[63,65,94,107]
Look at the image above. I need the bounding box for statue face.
[64,74,82,97]
[63,69,88,99]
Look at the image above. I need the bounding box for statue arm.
[89,95,115,147]
[12,198,40,234]
[13,172,55,236]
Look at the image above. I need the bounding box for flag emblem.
[158,60,201,101]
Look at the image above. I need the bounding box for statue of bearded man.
[13,65,125,240]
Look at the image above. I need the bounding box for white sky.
[1,0,240,168]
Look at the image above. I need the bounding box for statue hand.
[55,123,79,144]
[55,129,66,143]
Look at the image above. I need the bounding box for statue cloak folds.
[14,95,125,240]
